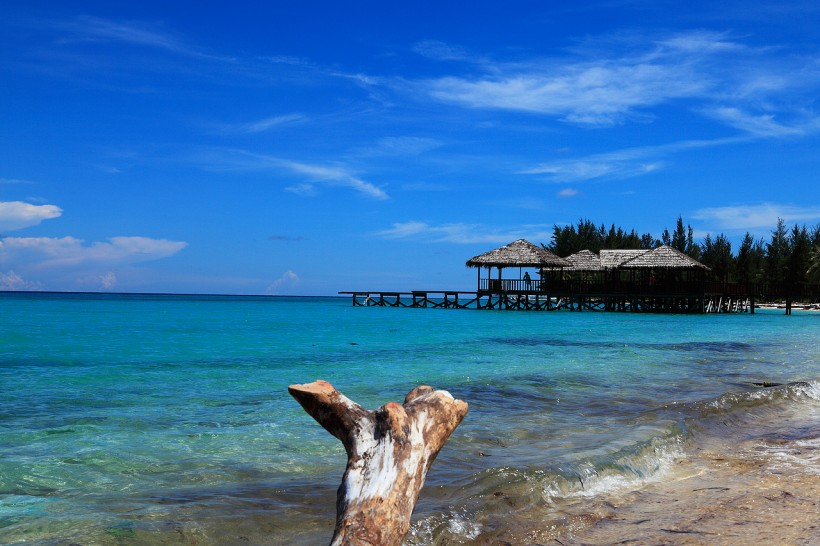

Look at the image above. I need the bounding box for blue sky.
[2,1,820,295]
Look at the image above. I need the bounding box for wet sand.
[558,434,820,545]
[461,421,819,545]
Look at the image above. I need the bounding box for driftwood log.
[288,380,468,546]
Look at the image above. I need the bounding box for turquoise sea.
[0,292,818,544]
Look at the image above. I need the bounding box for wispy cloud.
[194,148,389,200]
[0,178,34,185]
[0,236,187,269]
[521,136,745,183]
[692,203,820,231]
[416,32,719,126]
[411,30,820,133]
[279,159,388,200]
[0,201,62,231]
[53,15,230,61]
[424,65,704,126]
[701,106,812,138]
[217,113,305,134]
[375,221,551,244]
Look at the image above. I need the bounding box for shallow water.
[0,293,817,544]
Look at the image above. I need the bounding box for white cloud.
[193,148,388,200]
[0,270,41,291]
[521,135,749,183]
[702,107,808,137]
[523,157,665,183]
[99,271,117,290]
[0,236,187,268]
[222,113,304,134]
[0,201,62,231]
[277,159,388,200]
[375,221,551,244]
[413,31,820,134]
[557,188,578,198]
[692,203,820,231]
[418,32,716,127]
[267,269,300,294]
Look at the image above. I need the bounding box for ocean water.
[0,292,817,544]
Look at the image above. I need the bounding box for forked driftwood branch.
[288,380,468,546]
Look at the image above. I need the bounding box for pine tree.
[786,224,811,286]
[671,216,687,252]
[765,218,790,285]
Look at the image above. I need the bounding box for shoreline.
[461,383,820,545]
[467,434,820,545]
[559,433,819,545]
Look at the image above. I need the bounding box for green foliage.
[808,244,820,282]
[765,218,790,284]
[701,233,733,282]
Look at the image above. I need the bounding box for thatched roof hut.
[620,245,710,270]
[564,249,603,271]
[599,249,646,269]
[466,239,570,268]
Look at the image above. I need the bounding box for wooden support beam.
[288,380,468,546]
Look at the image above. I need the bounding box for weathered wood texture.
[288,380,468,546]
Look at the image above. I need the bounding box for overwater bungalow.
[466,242,714,312]
[561,246,709,294]
[465,239,570,293]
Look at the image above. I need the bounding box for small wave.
[686,380,820,446]
[539,431,687,501]
[697,380,819,420]
[408,428,688,544]
[406,508,483,545]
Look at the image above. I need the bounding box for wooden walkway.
[340,290,749,313]
[341,281,818,314]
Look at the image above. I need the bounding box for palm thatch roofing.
[466,239,571,268]
[620,245,710,270]
[564,249,603,271]
[599,249,646,269]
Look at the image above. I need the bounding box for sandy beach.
[558,435,820,545]
[463,434,820,546]
[474,397,820,546]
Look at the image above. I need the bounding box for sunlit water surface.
[0,293,817,544]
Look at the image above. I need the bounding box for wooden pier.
[341,284,751,314]
[341,281,820,314]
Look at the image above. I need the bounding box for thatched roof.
[466,239,570,268]
[620,245,710,270]
[599,249,646,269]
[564,249,603,271]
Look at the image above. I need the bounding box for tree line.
[545,217,820,286]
